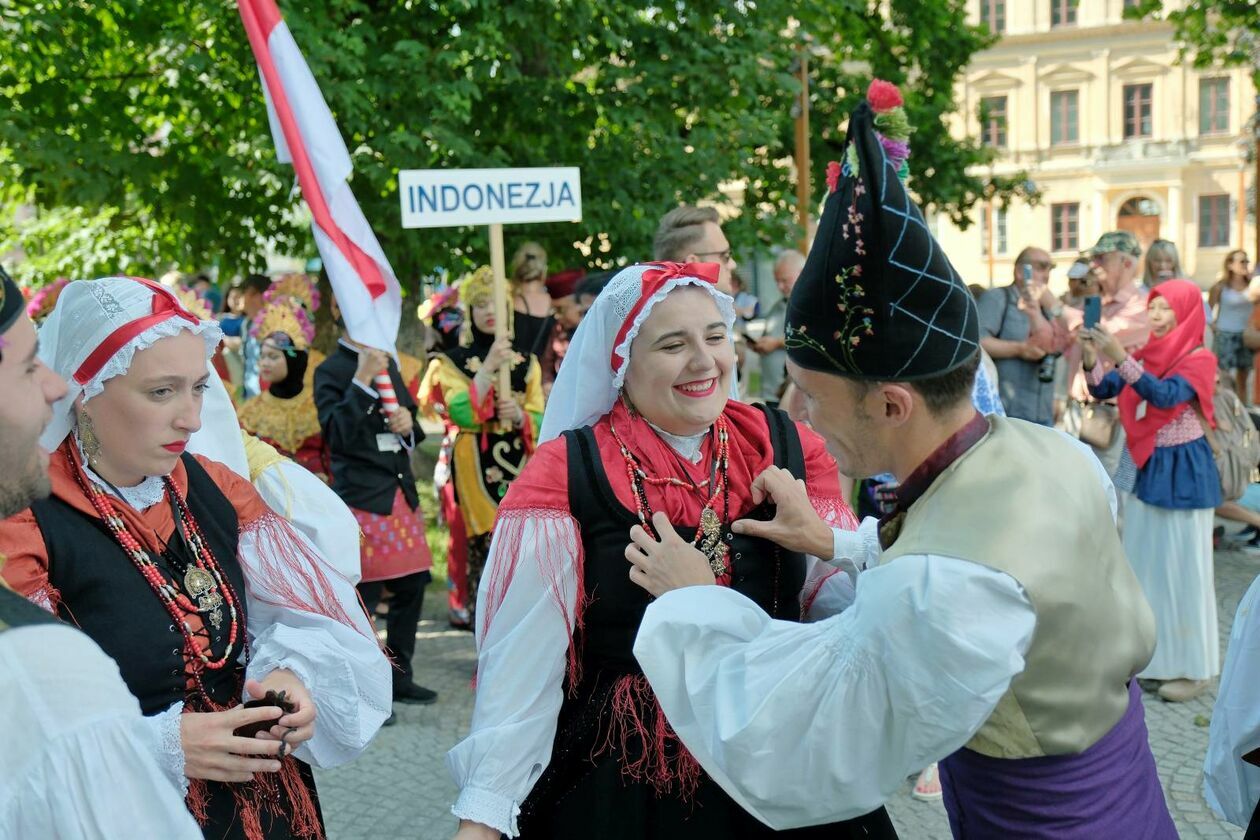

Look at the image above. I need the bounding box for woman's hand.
[246,671,317,749]
[482,338,515,376]
[1087,326,1126,365]
[1080,335,1097,371]
[180,705,287,782]
[625,511,716,597]
[730,466,835,558]
[496,396,523,427]
[452,821,501,840]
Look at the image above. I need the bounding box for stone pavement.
[315,547,1260,839]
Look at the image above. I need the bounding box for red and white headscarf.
[538,262,737,442]
[38,276,223,450]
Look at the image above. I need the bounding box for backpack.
[1196,379,1260,502]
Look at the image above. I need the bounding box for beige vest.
[883,416,1155,758]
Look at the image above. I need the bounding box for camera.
[1038,352,1060,384]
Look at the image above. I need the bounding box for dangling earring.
[77,411,102,464]
[619,387,638,417]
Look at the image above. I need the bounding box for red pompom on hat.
[825,160,842,193]
[545,268,585,300]
[866,79,903,112]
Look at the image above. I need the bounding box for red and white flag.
[237,0,400,355]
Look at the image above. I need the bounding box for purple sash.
[939,681,1176,839]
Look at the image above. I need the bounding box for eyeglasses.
[693,249,733,263]
[1019,260,1056,271]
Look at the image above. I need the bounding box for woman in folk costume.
[0,276,391,840]
[1083,279,1222,702]
[448,262,897,840]
[236,292,330,482]
[419,267,543,627]
[418,283,474,628]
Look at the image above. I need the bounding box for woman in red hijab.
[1083,278,1221,703]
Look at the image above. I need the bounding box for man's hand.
[386,407,414,436]
[625,511,716,597]
[1016,342,1048,362]
[730,466,834,558]
[353,348,391,390]
[245,671,317,749]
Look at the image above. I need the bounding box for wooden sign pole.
[488,222,511,400]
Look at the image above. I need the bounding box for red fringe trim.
[184,706,324,840]
[478,508,586,693]
[595,674,702,800]
[812,494,859,531]
[242,512,370,639]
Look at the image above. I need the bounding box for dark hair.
[576,270,615,303]
[239,273,271,295]
[847,351,980,417]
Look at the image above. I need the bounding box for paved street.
[316,545,1260,839]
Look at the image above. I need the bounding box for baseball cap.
[1085,231,1142,259]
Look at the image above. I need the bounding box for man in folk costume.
[628,81,1175,838]
[314,300,438,707]
[0,268,204,837]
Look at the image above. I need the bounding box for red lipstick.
[162,442,187,454]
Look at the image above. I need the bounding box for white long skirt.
[1122,493,1219,680]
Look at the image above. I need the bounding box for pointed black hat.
[786,80,978,381]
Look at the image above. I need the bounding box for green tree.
[0,0,1021,290]
[1125,1,1260,89]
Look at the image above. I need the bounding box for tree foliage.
[1125,0,1260,90]
[0,0,1017,289]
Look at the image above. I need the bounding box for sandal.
[912,763,943,801]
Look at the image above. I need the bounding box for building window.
[979,96,1007,148]
[1199,77,1230,135]
[981,205,1008,256]
[1051,203,1079,252]
[1123,83,1152,138]
[1198,195,1230,247]
[979,0,1005,33]
[1050,90,1079,145]
[1051,0,1078,27]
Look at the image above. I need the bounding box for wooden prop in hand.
[233,690,297,738]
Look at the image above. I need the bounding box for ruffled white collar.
[77,436,167,511]
[647,422,709,464]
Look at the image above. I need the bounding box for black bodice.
[31,454,246,714]
[564,405,807,677]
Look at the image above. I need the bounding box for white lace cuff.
[144,701,188,795]
[451,786,521,838]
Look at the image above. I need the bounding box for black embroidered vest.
[30,454,245,714]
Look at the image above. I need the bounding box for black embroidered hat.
[786,80,979,381]
[0,264,23,337]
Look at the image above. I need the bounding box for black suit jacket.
[314,343,424,515]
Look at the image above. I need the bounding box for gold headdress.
[458,266,495,309]
[174,287,214,321]
[251,296,314,352]
[269,274,321,313]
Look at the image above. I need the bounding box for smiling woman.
[447,263,895,840]
[0,276,391,840]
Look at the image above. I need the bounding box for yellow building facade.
[933,0,1257,292]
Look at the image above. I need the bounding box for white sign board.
[398,167,582,229]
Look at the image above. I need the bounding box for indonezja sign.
[398,167,583,229]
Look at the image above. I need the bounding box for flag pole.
[489,223,511,400]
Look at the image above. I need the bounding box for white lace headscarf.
[538,262,736,443]
[38,276,223,451]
